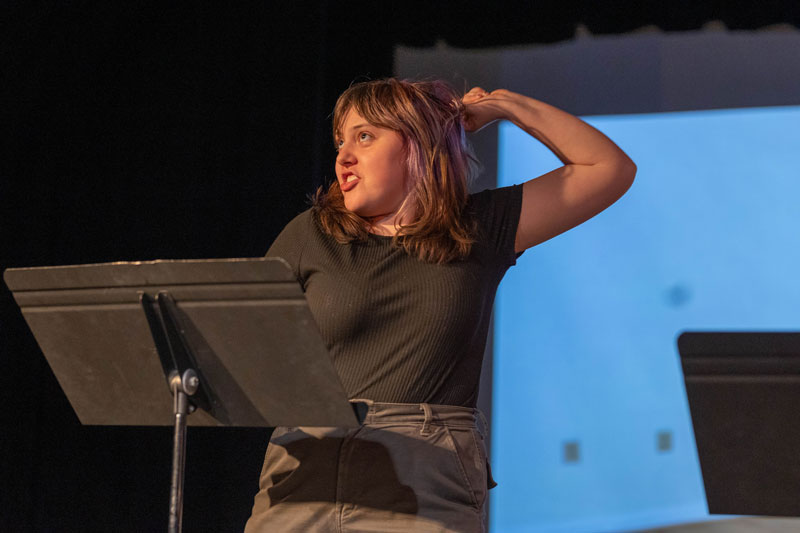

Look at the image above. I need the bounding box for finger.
[462,89,489,105]
[466,87,488,99]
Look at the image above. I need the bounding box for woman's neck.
[364,195,416,236]
[366,215,403,236]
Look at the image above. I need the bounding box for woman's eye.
[335,132,371,151]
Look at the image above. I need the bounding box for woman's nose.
[337,144,355,166]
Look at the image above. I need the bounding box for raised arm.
[462,87,637,253]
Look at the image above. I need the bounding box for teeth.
[346,175,359,183]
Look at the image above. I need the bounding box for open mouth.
[341,173,360,191]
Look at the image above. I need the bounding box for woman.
[245,78,636,532]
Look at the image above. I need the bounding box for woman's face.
[335,109,411,223]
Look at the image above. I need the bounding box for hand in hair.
[461,87,522,133]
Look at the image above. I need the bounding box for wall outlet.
[657,430,673,452]
[563,440,580,463]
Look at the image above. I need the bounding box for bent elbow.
[619,158,637,192]
[609,157,636,195]
[628,159,638,179]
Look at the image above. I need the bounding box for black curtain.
[1,1,797,530]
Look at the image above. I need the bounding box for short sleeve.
[264,209,312,284]
[468,184,525,268]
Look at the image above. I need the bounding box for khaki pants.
[245,400,497,533]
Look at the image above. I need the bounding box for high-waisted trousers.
[244,399,497,533]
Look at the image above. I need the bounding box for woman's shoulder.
[467,183,524,219]
[275,207,319,236]
[265,208,316,260]
[466,184,525,267]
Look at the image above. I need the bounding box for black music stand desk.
[679,331,800,518]
[4,258,361,532]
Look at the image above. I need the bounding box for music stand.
[678,331,800,517]
[4,258,362,533]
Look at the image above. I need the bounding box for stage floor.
[637,517,800,532]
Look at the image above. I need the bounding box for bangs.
[333,81,407,142]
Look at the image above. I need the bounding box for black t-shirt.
[265,184,524,407]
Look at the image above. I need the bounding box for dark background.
[2,2,798,531]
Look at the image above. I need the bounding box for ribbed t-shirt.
[265,184,524,407]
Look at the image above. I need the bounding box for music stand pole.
[168,369,198,533]
[142,291,206,533]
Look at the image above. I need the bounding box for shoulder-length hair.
[312,78,481,264]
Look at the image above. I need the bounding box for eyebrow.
[334,123,372,141]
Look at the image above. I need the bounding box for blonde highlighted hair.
[312,78,481,264]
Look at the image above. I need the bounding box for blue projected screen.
[491,105,800,532]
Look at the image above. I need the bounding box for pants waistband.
[349,399,489,434]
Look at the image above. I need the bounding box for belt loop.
[477,409,490,437]
[349,398,373,425]
[419,403,433,435]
